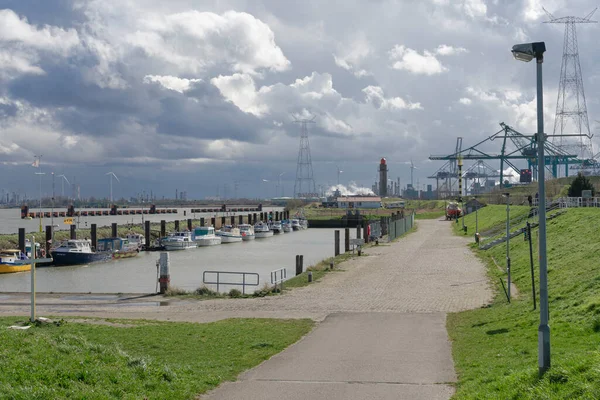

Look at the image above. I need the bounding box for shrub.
[228,289,242,298]
[164,286,188,296]
[194,286,218,296]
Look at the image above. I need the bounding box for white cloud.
[211,74,269,116]
[0,52,44,76]
[144,75,202,93]
[333,35,373,77]
[435,44,468,56]
[127,10,290,75]
[363,86,423,110]
[461,0,488,19]
[459,98,472,105]
[389,45,448,75]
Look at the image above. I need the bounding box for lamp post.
[504,192,511,302]
[512,41,550,375]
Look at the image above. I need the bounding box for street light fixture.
[512,41,550,375]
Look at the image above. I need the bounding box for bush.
[568,173,595,197]
[164,286,188,296]
[194,286,218,297]
[228,289,242,298]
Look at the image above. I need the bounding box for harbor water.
[0,228,357,294]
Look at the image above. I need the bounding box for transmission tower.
[544,7,597,173]
[293,116,317,198]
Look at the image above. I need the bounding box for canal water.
[0,228,357,294]
[0,207,284,235]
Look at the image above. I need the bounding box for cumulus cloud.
[363,86,423,110]
[211,73,269,116]
[389,45,448,75]
[333,34,373,77]
[459,97,472,105]
[143,75,203,94]
[435,44,468,56]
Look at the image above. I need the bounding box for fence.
[377,212,415,242]
[202,271,260,294]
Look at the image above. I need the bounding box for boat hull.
[112,250,139,259]
[241,234,255,241]
[195,237,222,247]
[218,235,243,243]
[50,251,112,266]
[255,231,274,238]
[163,242,197,251]
[0,263,31,274]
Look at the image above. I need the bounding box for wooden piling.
[335,230,340,256]
[111,222,117,238]
[239,215,243,225]
[187,218,192,231]
[160,220,166,238]
[295,255,302,275]
[18,228,25,255]
[211,217,216,227]
[91,224,97,250]
[275,211,280,221]
[174,220,179,232]
[143,221,149,250]
[345,228,350,252]
[200,217,205,226]
[70,224,76,240]
[230,216,235,226]
[45,225,52,256]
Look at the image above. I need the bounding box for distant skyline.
[1,1,599,199]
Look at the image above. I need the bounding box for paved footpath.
[0,219,492,399]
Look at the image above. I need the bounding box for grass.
[0,317,313,399]
[414,211,445,220]
[447,207,600,399]
[452,204,531,236]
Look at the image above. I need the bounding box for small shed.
[465,199,486,215]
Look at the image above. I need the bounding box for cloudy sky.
[1,0,599,200]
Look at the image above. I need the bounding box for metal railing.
[202,271,259,294]
[270,268,287,293]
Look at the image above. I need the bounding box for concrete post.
[70,224,76,240]
[334,230,340,256]
[111,222,117,238]
[345,228,350,252]
[295,255,303,275]
[91,224,97,250]
[159,252,170,294]
[18,228,25,255]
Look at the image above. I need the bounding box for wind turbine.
[336,165,343,186]
[57,175,70,197]
[410,160,418,187]
[106,172,120,202]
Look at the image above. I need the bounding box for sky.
[1,0,599,200]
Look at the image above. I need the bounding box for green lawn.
[452,204,531,236]
[0,317,313,399]
[448,208,600,399]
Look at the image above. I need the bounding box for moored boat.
[161,232,197,251]
[239,224,255,241]
[51,240,112,266]
[192,227,222,246]
[216,225,243,243]
[254,221,274,238]
[97,237,140,259]
[282,220,292,233]
[269,221,284,234]
[299,218,309,230]
[125,232,145,250]
[0,250,30,274]
[291,219,301,231]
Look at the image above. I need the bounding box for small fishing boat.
[125,233,145,250]
[216,225,243,243]
[239,224,255,241]
[269,221,284,234]
[291,219,301,231]
[282,220,292,233]
[299,218,309,230]
[192,226,222,246]
[51,239,112,266]
[0,250,30,274]
[96,237,139,259]
[254,221,274,238]
[161,232,197,251]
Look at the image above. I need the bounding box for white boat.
[125,232,145,250]
[216,225,243,243]
[299,218,309,230]
[239,224,256,241]
[192,226,222,246]
[269,221,284,234]
[254,222,274,238]
[291,219,301,231]
[161,232,197,251]
[282,220,292,233]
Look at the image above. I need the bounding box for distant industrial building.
[337,196,382,209]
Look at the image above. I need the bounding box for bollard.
[463,225,468,234]
[160,220,166,238]
[358,246,362,256]
[334,230,340,256]
[18,228,25,255]
[111,222,117,238]
[188,218,192,231]
[70,224,76,240]
[174,220,180,231]
[158,252,170,294]
[295,255,303,275]
[143,221,150,250]
[91,224,97,250]
[200,217,205,227]
[330,261,334,270]
[308,271,313,283]
[344,228,350,252]
[45,225,52,256]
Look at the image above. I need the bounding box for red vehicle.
[446,202,462,220]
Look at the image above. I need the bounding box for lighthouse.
[379,158,388,197]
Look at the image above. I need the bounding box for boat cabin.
[193,227,216,236]
[54,240,93,253]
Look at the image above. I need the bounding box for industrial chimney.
[379,158,388,197]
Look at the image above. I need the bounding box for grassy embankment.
[451,204,531,236]
[0,317,313,399]
[448,206,600,398]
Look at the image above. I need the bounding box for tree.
[567,172,595,197]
